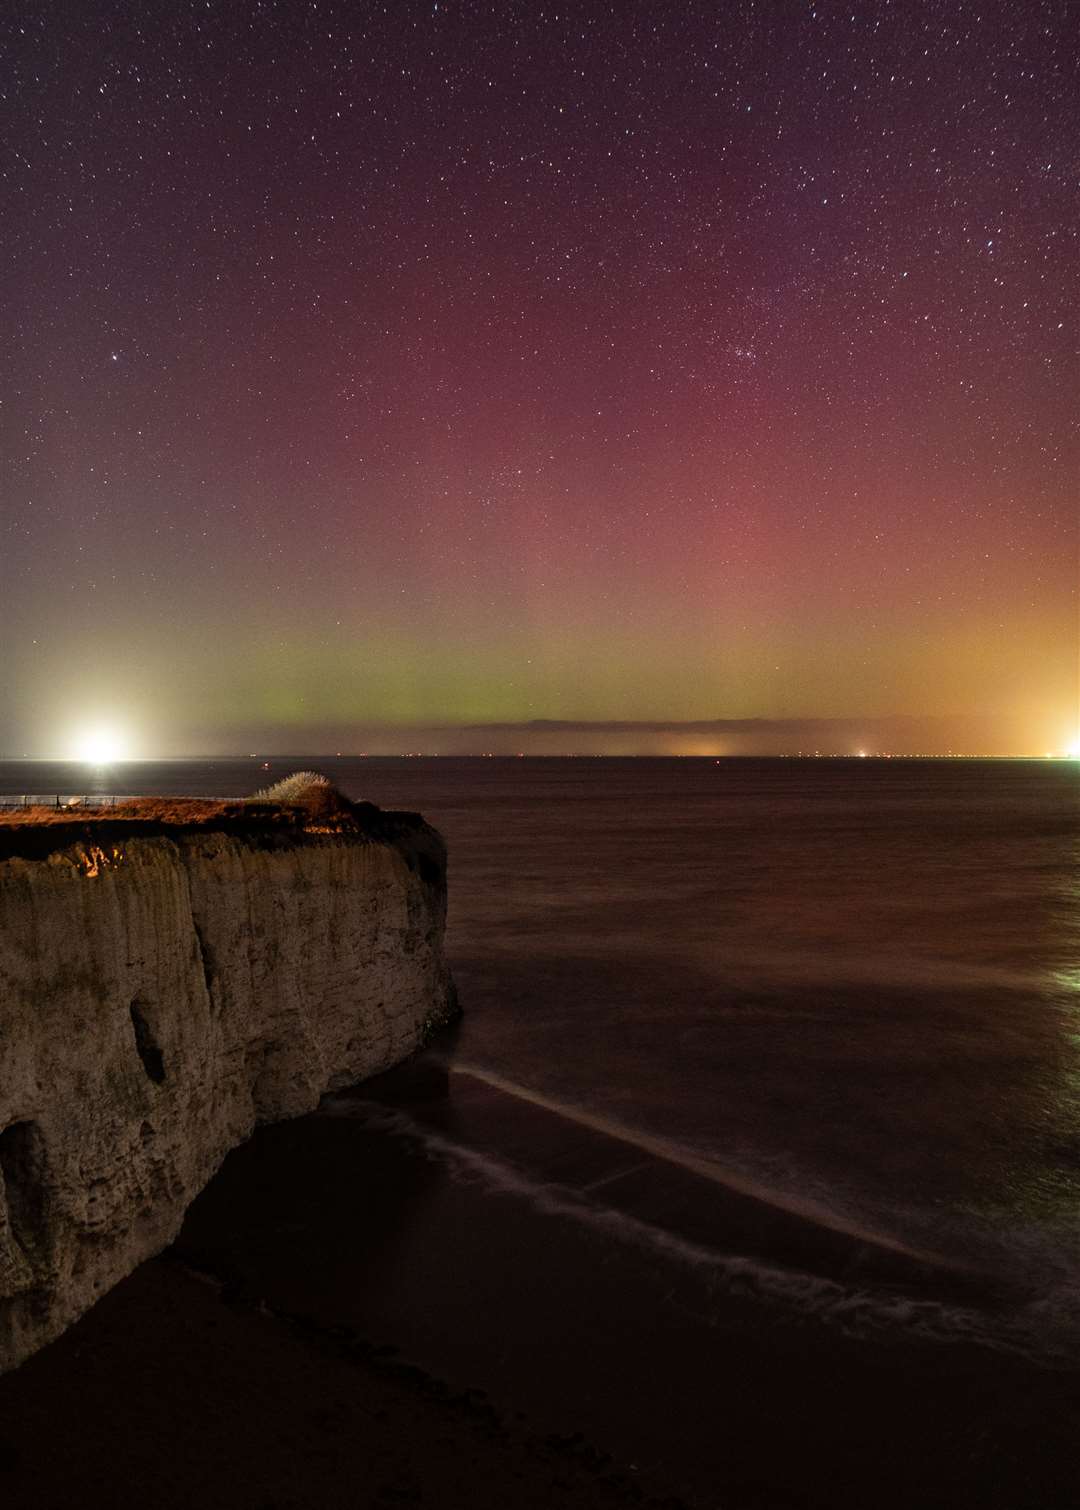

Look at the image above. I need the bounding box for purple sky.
[4,0,1076,756]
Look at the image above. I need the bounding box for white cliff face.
[0,811,454,1373]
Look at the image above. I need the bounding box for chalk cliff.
[0,798,455,1373]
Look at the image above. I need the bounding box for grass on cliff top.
[0,775,357,831]
[0,798,257,829]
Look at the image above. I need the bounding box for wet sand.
[2,1054,1078,1509]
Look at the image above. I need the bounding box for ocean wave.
[320,1084,1080,1368]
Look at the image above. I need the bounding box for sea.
[4,755,1080,1501]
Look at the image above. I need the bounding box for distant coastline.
[4,712,1076,762]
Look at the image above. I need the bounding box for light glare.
[74,726,129,764]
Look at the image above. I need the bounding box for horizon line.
[2,752,1075,763]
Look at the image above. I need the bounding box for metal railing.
[0,794,141,810]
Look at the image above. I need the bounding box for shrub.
[248,770,357,824]
[249,771,333,803]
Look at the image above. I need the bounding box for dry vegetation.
[247,770,355,822]
[0,798,250,830]
[0,773,354,831]
[0,777,362,859]
[248,771,332,802]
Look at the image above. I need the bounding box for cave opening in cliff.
[130,1002,167,1085]
[0,1121,49,1260]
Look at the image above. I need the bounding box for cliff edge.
[0,791,456,1373]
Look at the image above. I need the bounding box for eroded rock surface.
[0,804,454,1372]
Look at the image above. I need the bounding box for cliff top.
[1,798,269,828]
[0,794,427,864]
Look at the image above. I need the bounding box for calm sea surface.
[5,755,1079,1355]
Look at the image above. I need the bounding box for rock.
[0,802,455,1373]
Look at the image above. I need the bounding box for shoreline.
[441,1062,1008,1300]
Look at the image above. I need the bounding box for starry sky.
[3,0,1076,756]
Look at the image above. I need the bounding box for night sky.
[3,0,1076,757]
